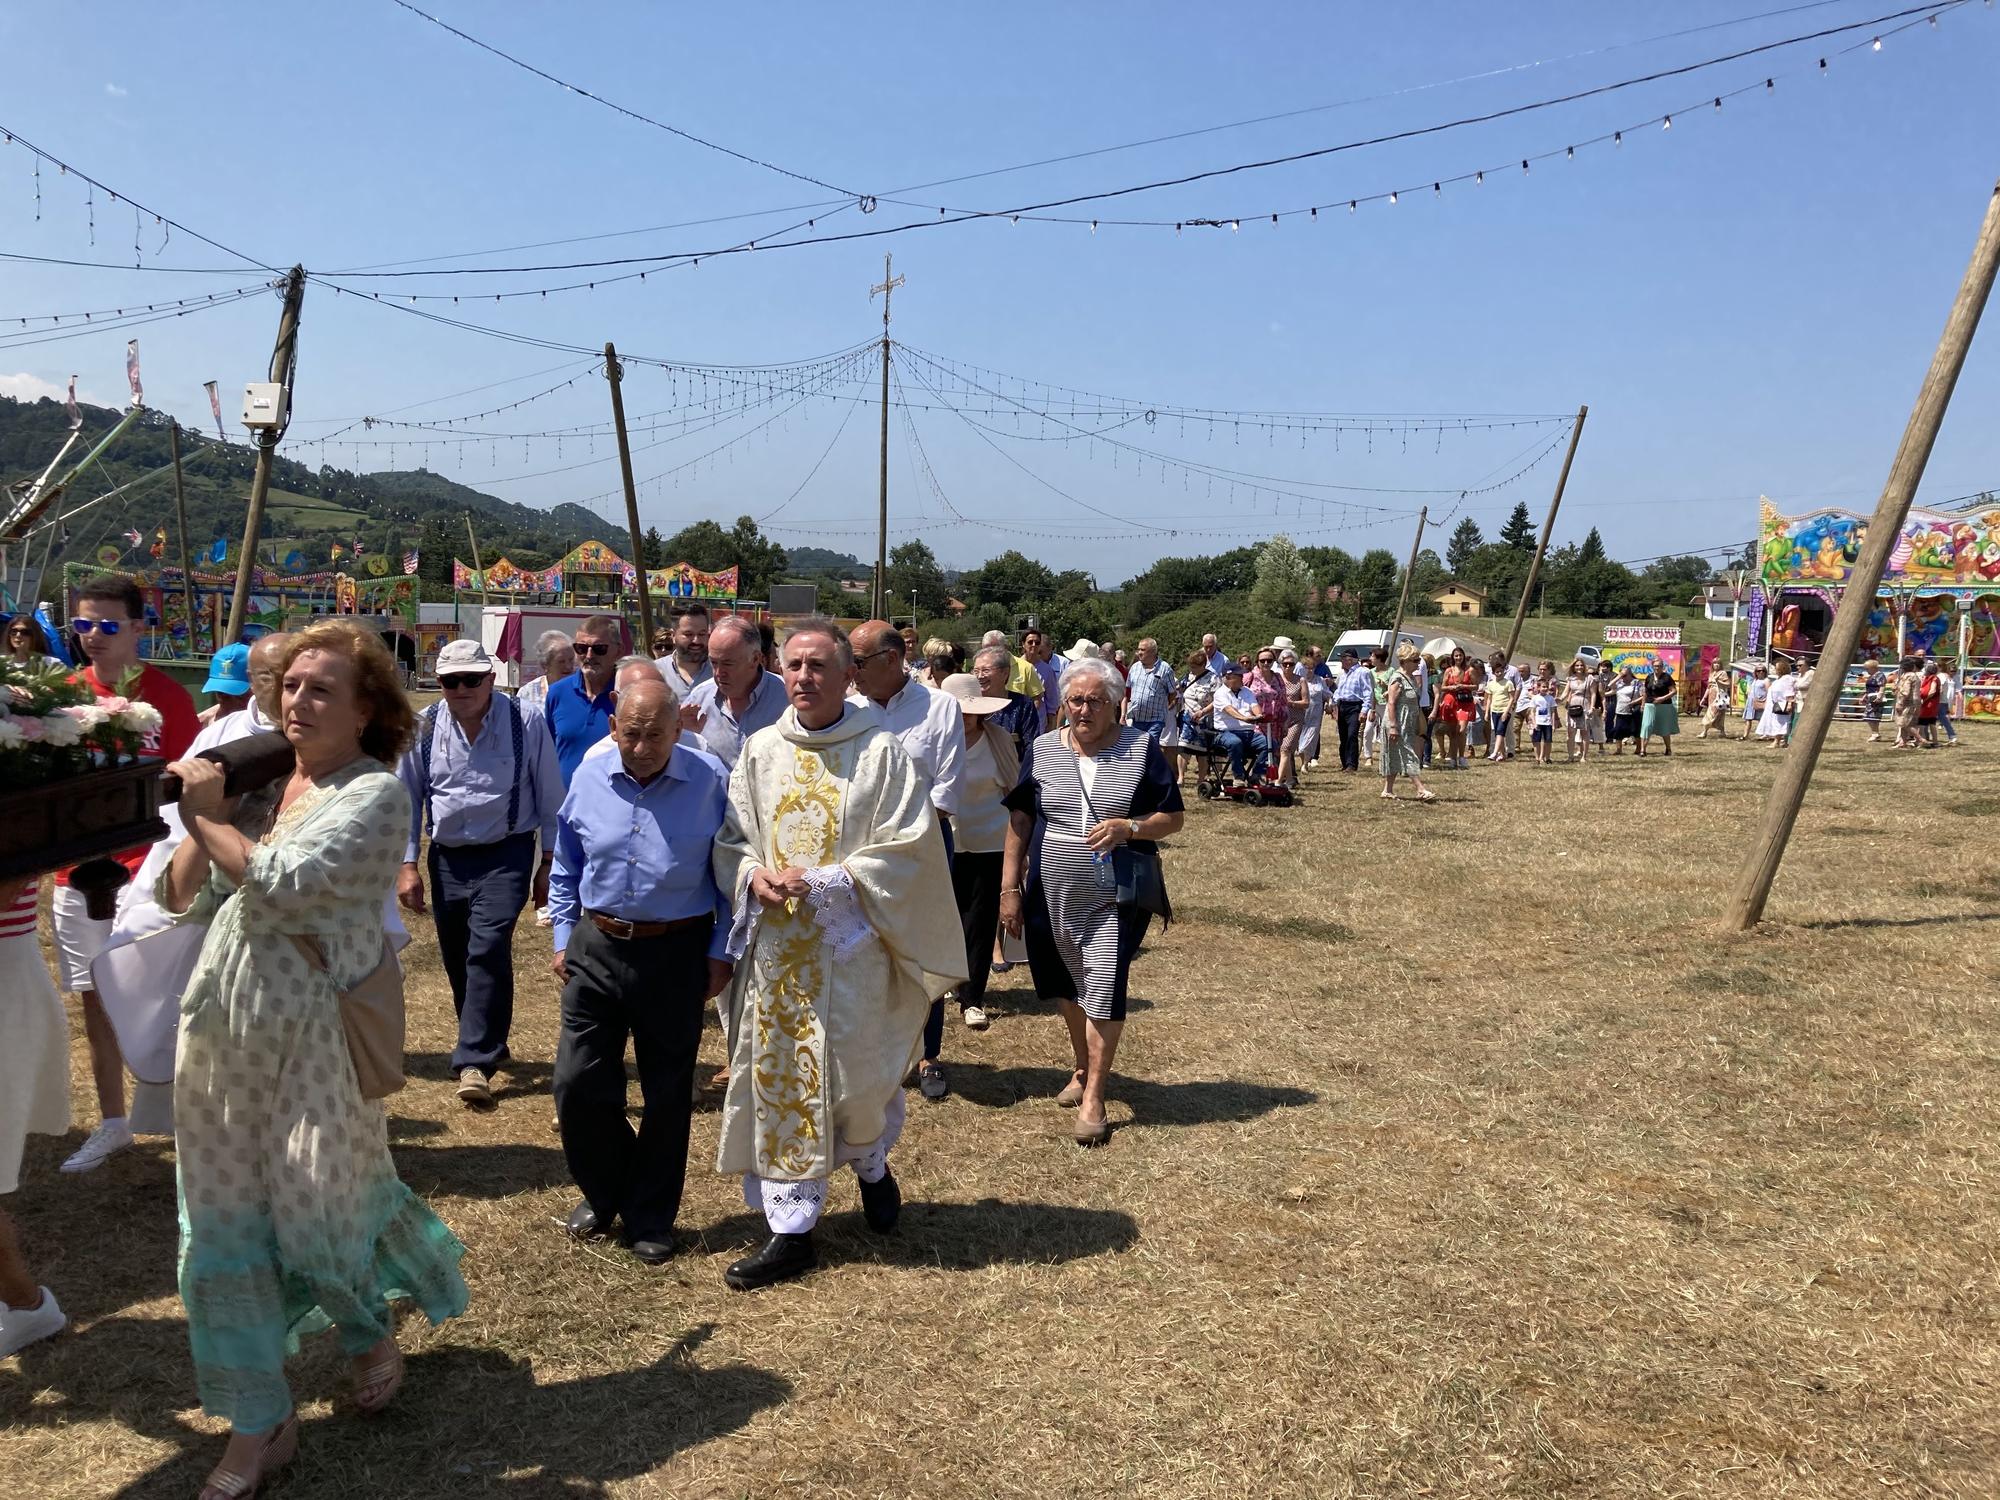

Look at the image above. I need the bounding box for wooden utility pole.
[167,420,197,648]
[1724,180,2000,931]
[1388,505,1428,649]
[603,342,655,645]
[869,254,904,619]
[463,511,489,608]
[1501,404,1588,663]
[225,266,305,642]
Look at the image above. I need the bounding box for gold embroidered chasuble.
[713,704,969,1181]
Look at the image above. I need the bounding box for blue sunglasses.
[71,618,126,636]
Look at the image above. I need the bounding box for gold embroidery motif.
[750,742,844,1176]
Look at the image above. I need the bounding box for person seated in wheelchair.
[1209,665,1270,783]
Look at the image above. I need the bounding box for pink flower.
[17,716,43,742]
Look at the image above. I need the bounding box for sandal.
[352,1338,404,1415]
[199,1416,298,1500]
[1055,1069,1086,1107]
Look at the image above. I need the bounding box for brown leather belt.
[587,909,710,940]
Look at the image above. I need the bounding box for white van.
[1331,628,1427,660]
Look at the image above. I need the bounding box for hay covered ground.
[3,725,1996,1498]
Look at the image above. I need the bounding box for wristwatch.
[1126,818,1141,839]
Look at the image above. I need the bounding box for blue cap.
[203,642,253,698]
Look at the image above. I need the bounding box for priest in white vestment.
[712,619,968,1290]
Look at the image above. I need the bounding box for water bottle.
[1091,849,1116,892]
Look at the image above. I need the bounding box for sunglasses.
[438,674,487,691]
[854,646,900,666]
[71,618,126,636]
[573,642,612,656]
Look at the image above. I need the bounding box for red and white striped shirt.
[0,881,41,942]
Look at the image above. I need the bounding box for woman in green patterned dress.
[1380,643,1436,802]
[162,621,467,1500]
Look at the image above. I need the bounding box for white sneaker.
[59,1119,133,1174]
[961,1005,991,1031]
[0,1287,64,1358]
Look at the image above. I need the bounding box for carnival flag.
[123,528,144,548]
[65,376,81,431]
[150,526,166,560]
[126,340,143,407]
[207,537,228,564]
[402,550,420,576]
[330,542,345,562]
[203,380,225,442]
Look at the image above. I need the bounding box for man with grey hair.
[1123,637,1178,746]
[1202,633,1229,676]
[972,645,1041,766]
[545,613,624,784]
[516,630,575,719]
[683,614,786,770]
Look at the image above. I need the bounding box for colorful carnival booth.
[1751,499,2000,720]
[452,540,742,608]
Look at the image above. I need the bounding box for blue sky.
[3,1,1997,583]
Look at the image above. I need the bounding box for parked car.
[1574,644,1602,665]
[1332,628,1427,660]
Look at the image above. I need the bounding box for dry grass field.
[4,726,1997,1498]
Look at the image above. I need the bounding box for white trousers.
[741,1090,905,1234]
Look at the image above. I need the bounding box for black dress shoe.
[858,1168,901,1233]
[724,1232,817,1291]
[627,1235,678,1266]
[565,1200,607,1240]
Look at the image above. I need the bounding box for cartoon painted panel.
[1760,499,2000,587]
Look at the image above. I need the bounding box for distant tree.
[1578,527,1607,564]
[1446,518,1486,573]
[417,517,454,595]
[1459,542,1531,614]
[660,515,787,599]
[1251,534,1312,620]
[886,539,950,617]
[1407,547,1451,617]
[1349,548,1402,624]
[1297,545,1355,594]
[1499,501,1537,551]
[640,525,665,568]
[964,549,1058,610]
[1545,558,1647,618]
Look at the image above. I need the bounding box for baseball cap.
[435,639,498,676]
[202,642,252,698]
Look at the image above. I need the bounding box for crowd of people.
[0,587,1189,1498]
[0,580,1977,1494]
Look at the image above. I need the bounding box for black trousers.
[552,916,710,1241]
[1336,700,1363,771]
[429,832,536,1074]
[952,849,1004,1008]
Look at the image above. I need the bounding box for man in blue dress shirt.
[680,614,785,771]
[547,677,735,1265]
[396,639,565,1107]
[544,613,622,783]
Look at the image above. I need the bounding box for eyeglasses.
[854,646,900,666]
[1064,695,1110,713]
[573,642,611,656]
[71,618,125,636]
[438,674,486,691]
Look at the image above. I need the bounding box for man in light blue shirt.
[681,614,785,770]
[1332,648,1372,773]
[547,677,735,1266]
[396,639,564,1106]
[1123,636,1178,743]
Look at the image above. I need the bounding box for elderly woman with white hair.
[1001,655,1184,1147]
[514,629,576,718]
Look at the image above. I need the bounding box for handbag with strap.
[1074,742,1174,926]
[289,932,407,1100]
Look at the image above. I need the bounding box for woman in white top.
[1758,659,1799,745]
[928,675,1021,1097]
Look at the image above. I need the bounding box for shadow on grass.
[15,1318,788,1499]
[947,1062,1316,1124]
[391,1140,572,1200]
[405,1051,556,1098]
[1798,909,2000,932]
[693,1200,1140,1269]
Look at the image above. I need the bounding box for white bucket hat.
[1061,638,1101,663]
[939,672,1012,716]
[435,638,498,676]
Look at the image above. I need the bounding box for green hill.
[1,393,622,596]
